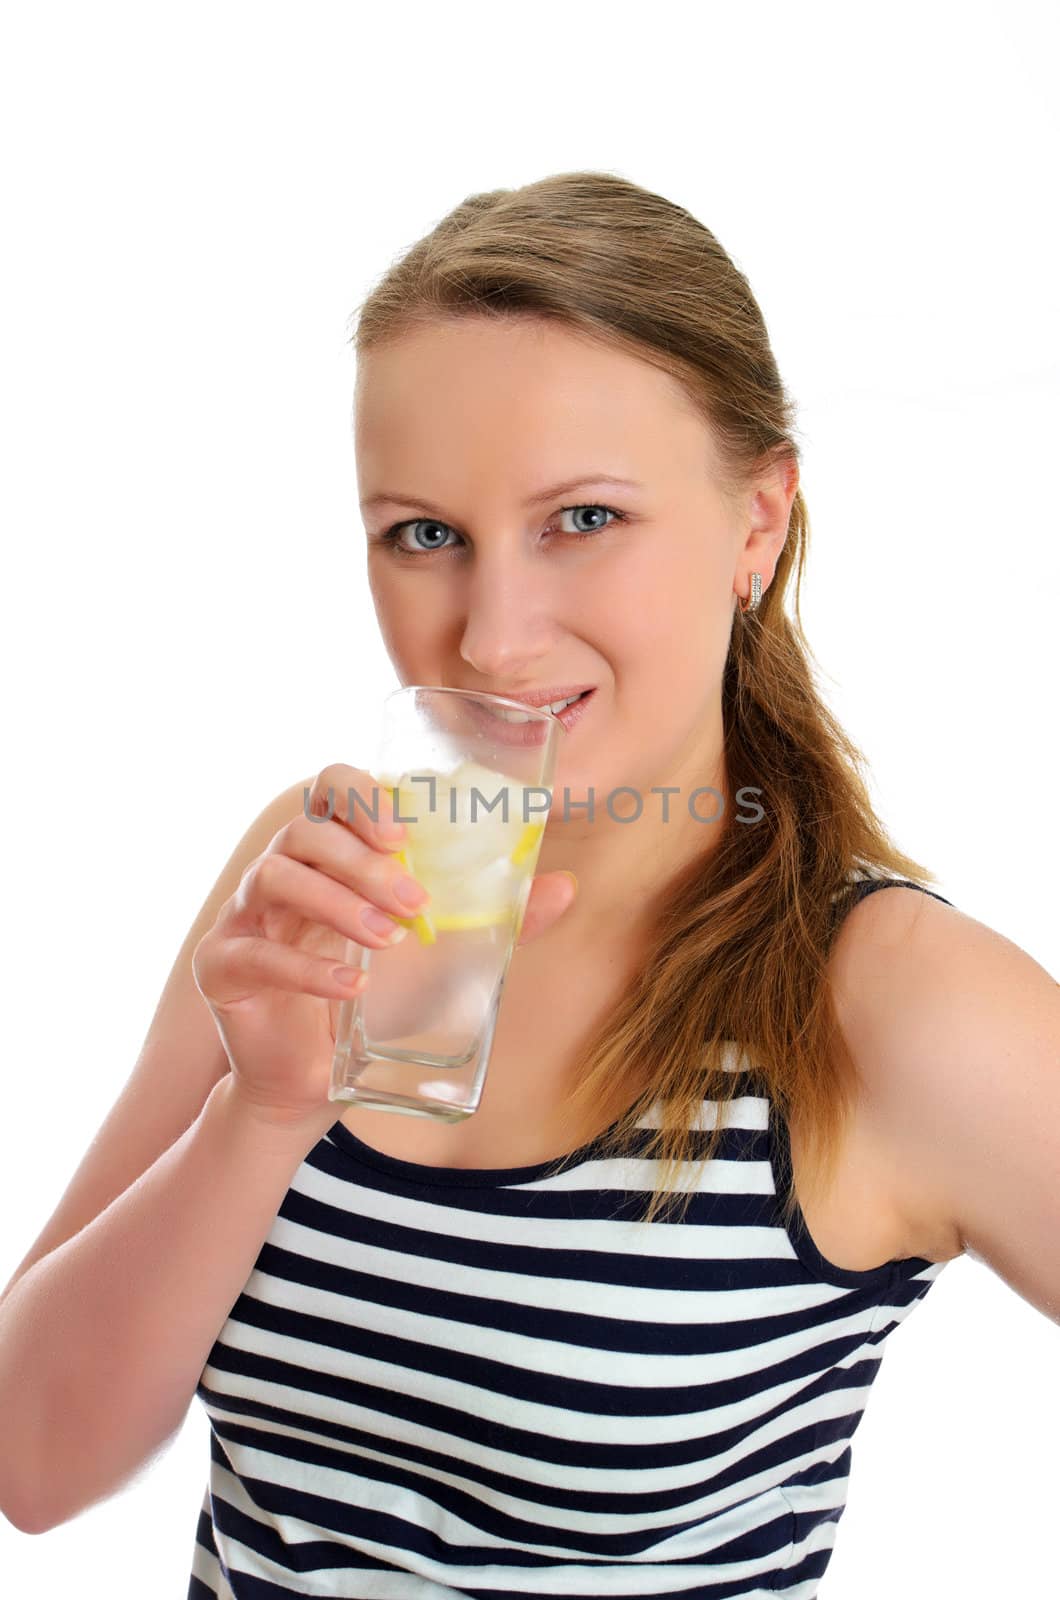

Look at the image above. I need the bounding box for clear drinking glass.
[329,686,563,1121]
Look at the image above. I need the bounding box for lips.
[491,690,590,721]
[468,684,597,711]
[462,687,597,746]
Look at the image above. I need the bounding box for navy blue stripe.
[187,884,956,1597]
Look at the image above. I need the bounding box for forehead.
[354,317,713,488]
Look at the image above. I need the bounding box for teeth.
[491,693,584,724]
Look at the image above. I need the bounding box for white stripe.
[190,1056,950,1598]
[207,1454,796,1591]
[202,1332,880,1499]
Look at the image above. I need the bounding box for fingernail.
[363,906,407,941]
[332,965,364,987]
[560,871,578,892]
[394,874,430,909]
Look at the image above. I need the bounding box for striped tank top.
[187,877,955,1599]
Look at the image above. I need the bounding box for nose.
[458,543,557,681]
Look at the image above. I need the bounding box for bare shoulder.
[825,881,963,1038]
[828,884,1060,1318]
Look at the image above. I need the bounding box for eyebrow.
[361,473,644,517]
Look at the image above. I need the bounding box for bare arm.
[0,760,579,1537]
[0,1077,339,1535]
[833,887,1060,1323]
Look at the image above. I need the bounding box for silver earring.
[739,573,762,614]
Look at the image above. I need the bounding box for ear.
[737,452,799,587]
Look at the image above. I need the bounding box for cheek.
[610,549,729,676]
[368,569,438,652]
[369,593,407,658]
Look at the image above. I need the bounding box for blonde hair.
[349,169,938,1226]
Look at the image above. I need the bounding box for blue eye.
[383,519,454,555]
[375,503,628,559]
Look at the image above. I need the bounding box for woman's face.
[355,315,781,820]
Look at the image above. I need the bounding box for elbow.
[0,1434,45,1535]
[1,1489,50,1538]
[0,1383,63,1536]
[0,1395,50,1535]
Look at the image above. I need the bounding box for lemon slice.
[510,821,545,867]
[380,765,549,948]
[392,903,514,939]
[433,907,513,932]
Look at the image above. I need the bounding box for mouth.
[488,688,594,723]
[465,687,597,744]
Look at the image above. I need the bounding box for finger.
[269,811,430,921]
[194,932,368,1011]
[304,763,409,852]
[229,851,410,949]
[516,870,578,946]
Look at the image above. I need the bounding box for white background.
[1,1,1057,1594]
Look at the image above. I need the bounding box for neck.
[535,723,731,958]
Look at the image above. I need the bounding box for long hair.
[349,169,938,1226]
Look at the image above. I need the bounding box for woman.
[2,171,1056,1597]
